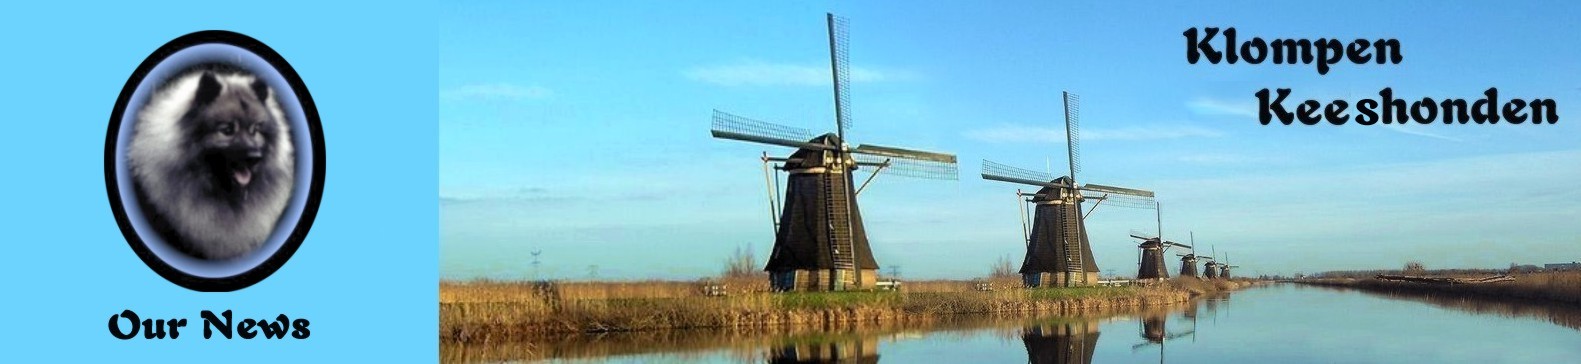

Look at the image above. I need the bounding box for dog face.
[184,72,282,202]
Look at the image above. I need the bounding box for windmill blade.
[1128,229,1157,240]
[981,160,1063,188]
[1079,183,1155,198]
[1081,192,1156,209]
[711,110,832,151]
[853,144,957,163]
[853,153,958,180]
[827,13,852,134]
[1165,242,1193,249]
[1063,92,1081,180]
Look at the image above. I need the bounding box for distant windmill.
[1176,232,1200,278]
[710,13,959,292]
[1221,252,1239,279]
[530,248,543,281]
[1127,205,1190,281]
[982,92,1157,288]
[1202,245,1221,279]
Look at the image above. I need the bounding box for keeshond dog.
[128,66,295,260]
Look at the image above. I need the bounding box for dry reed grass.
[1301,271,1580,305]
[438,276,1238,343]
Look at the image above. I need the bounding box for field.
[1300,270,1581,305]
[439,277,1256,343]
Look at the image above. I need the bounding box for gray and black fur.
[128,66,295,260]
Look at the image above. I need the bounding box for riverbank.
[439,277,1258,343]
[1297,271,1580,305]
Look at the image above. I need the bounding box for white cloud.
[1187,97,1259,118]
[1379,125,1463,142]
[441,83,553,101]
[964,124,1223,143]
[684,60,909,86]
[1175,153,1274,165]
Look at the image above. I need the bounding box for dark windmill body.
[982,92,1157,288]
[1220,253,1238,279]
[1175,232,1204,278]
[1128,207,1189,281]
[710,14,958,292]
[1202,260,1220,279]
[1178,254,1199,277]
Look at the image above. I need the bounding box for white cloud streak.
[685,60,909,86]
[441,83,553,101]
[1187,97,1259,118]
[964,124,1224,143]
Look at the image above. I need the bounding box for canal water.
[442,283,1581,363]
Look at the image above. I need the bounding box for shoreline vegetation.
[439,276,1259,343]
[1296,270,1580,306]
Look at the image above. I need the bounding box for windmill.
[1220,252,1239,279]
[1127,204,1190,281]
[1202,245,1221,279]
[1176,232,1200,278]
[1131,310,1195,364]
[982,92,1156,288]
[710,13,959,292]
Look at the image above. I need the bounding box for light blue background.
[0,1,437,361]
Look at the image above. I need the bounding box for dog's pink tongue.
[234,169,253,187]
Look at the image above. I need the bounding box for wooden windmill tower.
[1127,205,1190,281]
[710,13,959,292]
[1176,232,1200,278]
[982,92,1156,288]
[1202,245,1221,279]
[1220,253,1238,279]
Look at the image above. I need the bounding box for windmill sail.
[711,110,833,151]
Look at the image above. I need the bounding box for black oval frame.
[105,30,325,292]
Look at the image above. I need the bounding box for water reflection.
[441,286,1581,363]
[1020,317,1101,364]
[1307,284,1581,331]
[767,336,879,363]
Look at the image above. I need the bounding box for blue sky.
[440,1,1581,280]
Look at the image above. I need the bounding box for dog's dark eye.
[218,122,236,136]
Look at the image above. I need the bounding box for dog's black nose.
[246,150,264,164]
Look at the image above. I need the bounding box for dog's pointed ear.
[250,78,270,102]
[194,72,222,105]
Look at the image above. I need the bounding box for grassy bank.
[1299,271,1580,305]
[440,277,1255,343]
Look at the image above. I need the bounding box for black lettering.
[202,310,233,339]
[1356,99,1380,125]
[1257,88,1293,125]
[238,318,258,339]
[109,310,138,340]
[1297,100,1323,125]
[292,319,312,339]
[1530,99,1558,124]
[1441,99,1469,124]
[1472,88,1499,123]
[1241,38,1267,63]
[1316,38,1343,75]
[1412,97,1438,124]
[1346,40,1372,64]
[1376,39,1403,64]
[260,315,291,339]
[1504,99,1529,124]
[1325,100,1351,124]
[1380,88,1407,124]
[1185,27,1221,64]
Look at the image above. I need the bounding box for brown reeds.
[1301,270,1581,305]
[438,276,1257,343]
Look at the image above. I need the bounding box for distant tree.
[990,255,1016,278]
[723,244,758,278]
[1403,261,1426,274]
